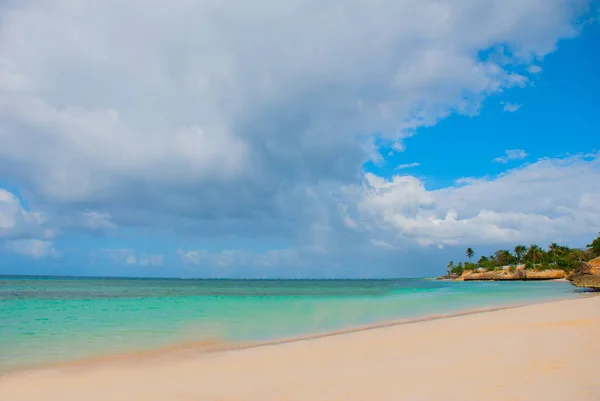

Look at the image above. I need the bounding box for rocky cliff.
[568,257,600,290]
[456,266,566,281]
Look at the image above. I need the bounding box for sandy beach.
[1,295,599,401]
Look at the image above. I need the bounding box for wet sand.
[1,296,599,401]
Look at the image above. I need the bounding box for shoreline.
[2,291,591,377]
[2,295,599,400]
[2,295,598,400]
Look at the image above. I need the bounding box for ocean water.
[0,276,582,372]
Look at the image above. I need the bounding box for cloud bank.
[354,154,600,247]
[0,1,597,276]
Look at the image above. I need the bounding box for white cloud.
[395,162,421,170]
[354,154,600,247]
[0,1,584,212]
[493,149,528,163]
[0,188,65,258]
[0,188,55,239]
[502,102,522,112]
[528,65,543,74]
[4,239,58,259]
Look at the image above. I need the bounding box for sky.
[1,0,599,278]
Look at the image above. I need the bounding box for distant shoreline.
[0,274,425,281]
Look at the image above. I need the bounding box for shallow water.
[0,276,582,371]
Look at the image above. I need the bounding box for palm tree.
[548,242,559,262]
[447,261,454,274]
[514,245,526,264]
[465,248,474,261]
[528,245,544,266]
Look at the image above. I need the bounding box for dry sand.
[1,296,599,401]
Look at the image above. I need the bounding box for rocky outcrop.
[568,257,600,290]
[569,274,600,289]
[458,269,517,281]
[458,267,566,281]
[524,270,567,280]
[586,257,600,275]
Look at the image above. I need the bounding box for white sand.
[1,296,599,401]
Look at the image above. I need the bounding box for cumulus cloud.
[4,239,58,259]
[0,189,54,240]
[354,154,600,247]
[0,1,584,216]
[502,102,522,112]
[493,149,528,163]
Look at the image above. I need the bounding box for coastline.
[1,278,579,374]
[2,295,599,400]
[1,291,586,376]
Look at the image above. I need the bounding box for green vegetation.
[465,248,474,261]
[514,245,526,263]
[588,235,600,258]
[445,233,600,277]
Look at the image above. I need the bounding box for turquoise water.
[0,276,582,372]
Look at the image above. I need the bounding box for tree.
[587,233,600,258]
[569,248,590,263]
[477,255,488,266]
[514,245,526,263]
[442,233,599,278]
[526,245,544,266]
[465,248,475,261]
[449,262,464,276]
[462,261,477,271]
[494,249,514,267]
[488,254,500,269]
[548,242,560,262]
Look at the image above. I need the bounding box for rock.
[569,273,600,290]
[567,257,600,290]
[524,269,567,280]
[587,257,600,275]
[459,268,565,281]
[462,270,514,281]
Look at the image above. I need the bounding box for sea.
[0,276,584,372]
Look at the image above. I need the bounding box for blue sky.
[366,22,600,186]
[0,1,599,278]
